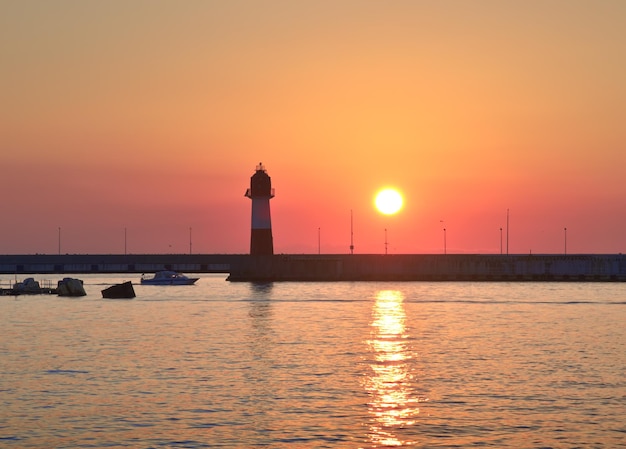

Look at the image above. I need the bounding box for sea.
[1,274,624,448]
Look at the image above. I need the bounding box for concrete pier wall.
[0,254,240,275]
[226,254,626,281]
[1,254,625,281]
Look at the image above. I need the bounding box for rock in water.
[57,278,86,297]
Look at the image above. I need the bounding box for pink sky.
[1,1,625,255]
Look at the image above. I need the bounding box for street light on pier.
[564,227,567,255]
[443,228,447,255]
[506,208,510,255]
[58,227,61,255]
[349,209,354,255]
[499,227,503,255]
[384,228,388,255]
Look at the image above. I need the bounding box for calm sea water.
[1,274,625,448]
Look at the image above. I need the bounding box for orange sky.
[1,1,625,255]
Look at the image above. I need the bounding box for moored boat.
[140,271,198,285]
[9,278,55,295]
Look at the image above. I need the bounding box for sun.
[375,188,404,215]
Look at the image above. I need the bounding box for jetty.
[0,277,57,296]
[1,253,625,282]
[226,254,626,282]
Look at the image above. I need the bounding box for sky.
[1,0,625,255]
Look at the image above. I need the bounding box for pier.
[0,254,237,275]
[1,253,625,281]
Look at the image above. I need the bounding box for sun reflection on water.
[364,290,423,447]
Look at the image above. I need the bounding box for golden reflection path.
[364,290,423,447]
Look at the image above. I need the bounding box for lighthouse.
[245,162,275,255]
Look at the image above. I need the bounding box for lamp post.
[318,227,321,254]
[499,227,503,255]
[506,208,509,255]
[124,227,127,255]
[58,227,61,255]
[384,228,388,255]
[564,227,567,255]
[350,209,354,255]
[443,228,447,255]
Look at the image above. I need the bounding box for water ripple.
[0,276,624,447]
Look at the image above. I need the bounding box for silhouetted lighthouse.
[245,162,275,255]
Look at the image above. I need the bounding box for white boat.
[140,271,199,285]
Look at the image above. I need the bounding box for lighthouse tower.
[245,162,275,255]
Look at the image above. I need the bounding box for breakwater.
[1,253,625,281]
[0,254,238,275]
[227,254,626,281]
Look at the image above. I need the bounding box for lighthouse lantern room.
[245,162,275,255]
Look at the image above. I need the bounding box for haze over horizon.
[2,1,625,255]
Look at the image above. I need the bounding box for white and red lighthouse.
[245,162,275,255]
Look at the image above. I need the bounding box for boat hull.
[140,279,198,285]
[140,271,198,285]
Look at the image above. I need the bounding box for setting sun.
[375,188,404,215]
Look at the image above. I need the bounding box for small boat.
[102,281,136,299]
[12,277,42,294]
[140,271,199,285]
[7,278,55,295]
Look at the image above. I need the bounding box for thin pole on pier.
[58,227,61,255]
[564,227,567,255]
[350,210,354,255]
[385,228,388,255]
[506,209,509,255]
[443,228,447,255]
[189,227,192,255]
[500,228,503,255]
[124,227,127,255]
[318,227,321,254]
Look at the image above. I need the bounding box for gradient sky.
[2,0,625,255]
